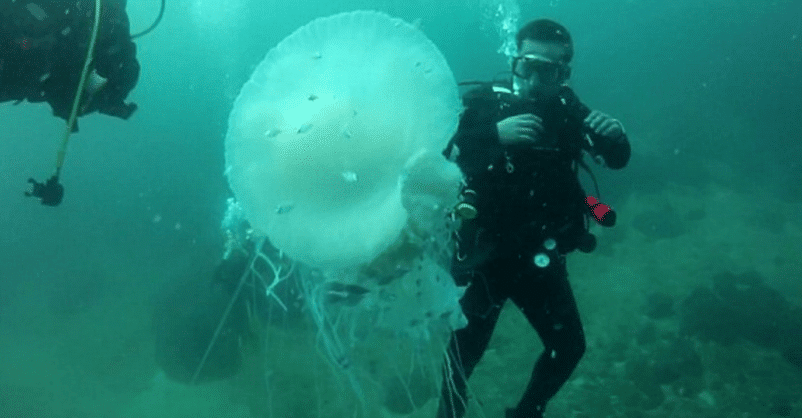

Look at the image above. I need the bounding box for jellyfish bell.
[225,10,462,269]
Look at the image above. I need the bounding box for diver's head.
[512,19,572,99]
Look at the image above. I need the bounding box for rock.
[782,345,802,370]
[636,322,657,346]
[631,204,686,240]
[651,338,704,385]
[644,292,675,320]
[768,395,793,416]
[680,287,740,345]
[681,270,802,369]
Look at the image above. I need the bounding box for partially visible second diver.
[1,0,146,205]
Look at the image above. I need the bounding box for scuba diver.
[437,19,630,418]
[1,0,164,206]
[1,0,142,125]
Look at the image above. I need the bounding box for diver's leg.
[507,256,586,418]
[437,261,507,418]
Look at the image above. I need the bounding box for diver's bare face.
[514,39,570,99]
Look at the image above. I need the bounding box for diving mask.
[512,54,570,85]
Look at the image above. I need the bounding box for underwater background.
[1,0,801,417]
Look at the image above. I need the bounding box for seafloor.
[1,167,800,418]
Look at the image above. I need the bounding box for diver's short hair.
[515,19,573,63]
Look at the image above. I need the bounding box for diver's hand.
[497,113,544,145]
[585,110,625,139]
[25,175,64,206]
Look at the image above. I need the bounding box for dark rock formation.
[680,270,802,369]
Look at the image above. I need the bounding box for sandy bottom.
[1,176,800,418]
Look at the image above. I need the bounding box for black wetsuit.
[0,0,139,125]
[438,83,630,418]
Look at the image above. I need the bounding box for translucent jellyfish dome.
[225,10,462,269]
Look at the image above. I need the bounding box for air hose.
[55,0,102,175]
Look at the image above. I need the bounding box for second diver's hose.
[131,0,166,39]
[55,0,102,175]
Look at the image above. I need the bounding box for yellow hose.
[55,0,103,173]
